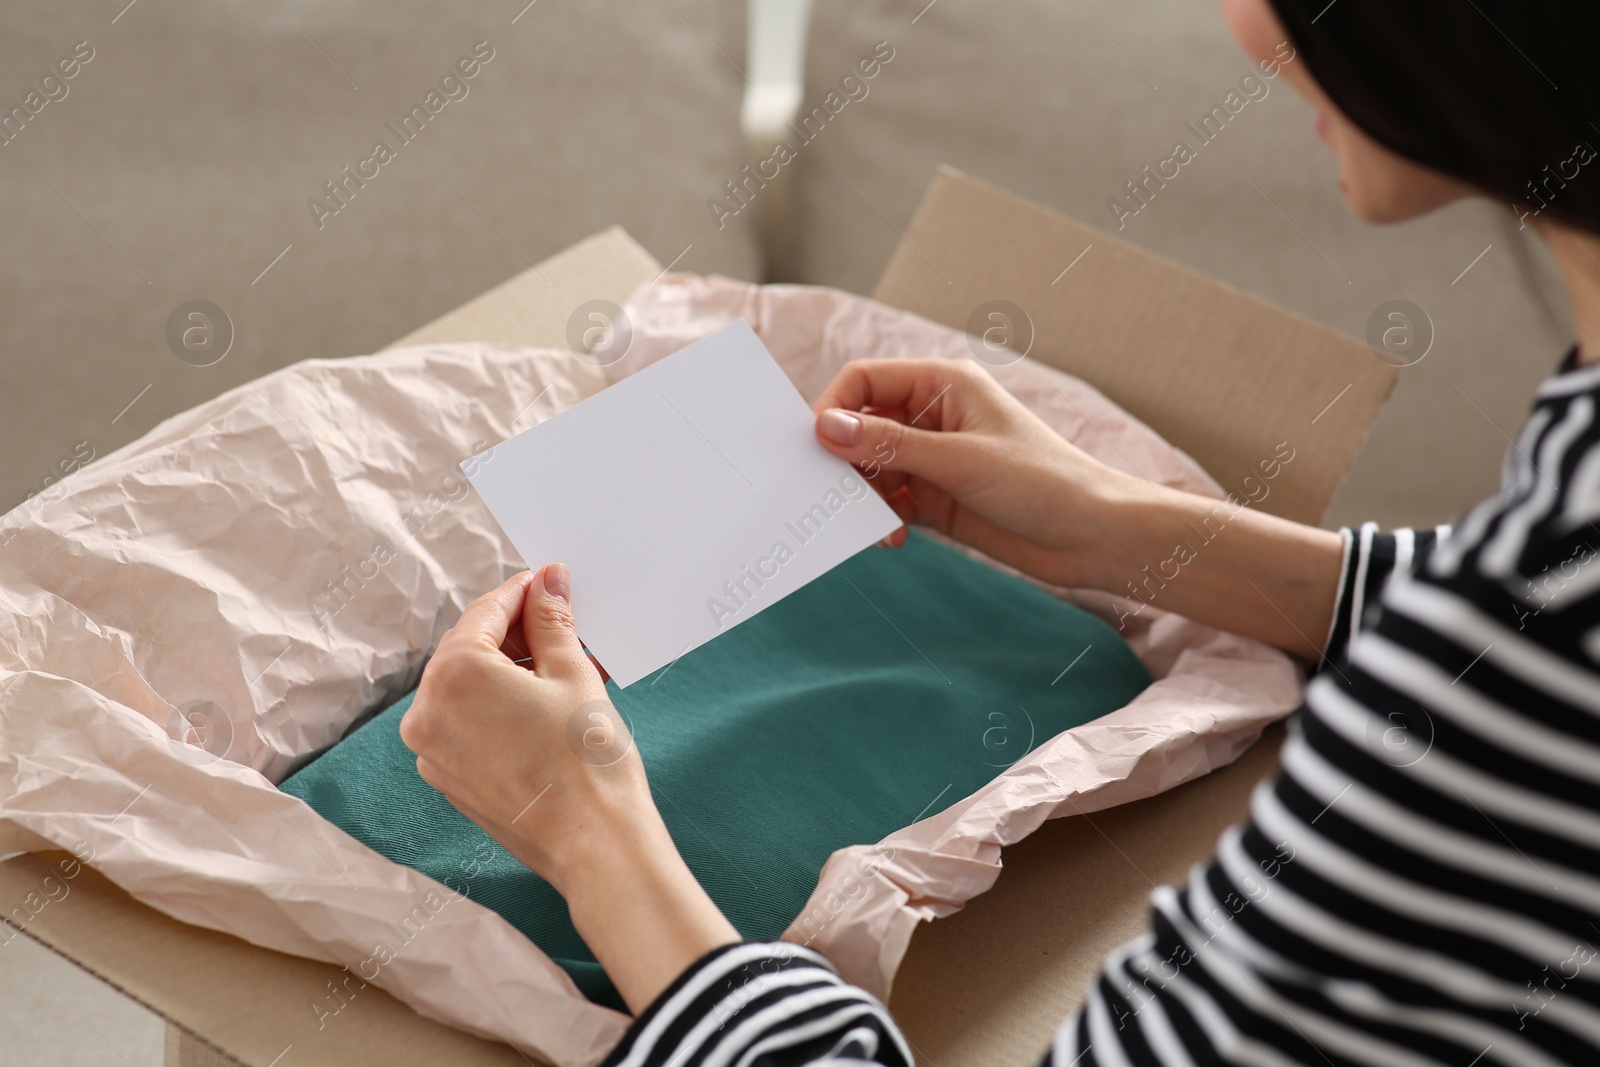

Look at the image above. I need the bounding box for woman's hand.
[400,567,739,1013]
[814,357,1344,660]
[813,358,1144,589]
[399,566,635,892]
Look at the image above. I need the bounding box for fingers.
[500,630,533,665]
[440,569,604,688]
[814,359,960,420]
[519,563,596,684]
[443,571,536,655]
[505,633,609,682]
[874,525,910,549]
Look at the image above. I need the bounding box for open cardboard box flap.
[1,173,1391,1067]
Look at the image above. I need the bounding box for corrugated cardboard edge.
[0,853,530,1067]
[873,166,1398,526]
[0,856,243,1067]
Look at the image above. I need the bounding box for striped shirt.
[600,349,1600,1067]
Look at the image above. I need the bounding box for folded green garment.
[281,531,1150,1009]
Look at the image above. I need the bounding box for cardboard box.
[0,172,1393,1067]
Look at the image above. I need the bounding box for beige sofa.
[0,0,757,511]
[3,0,1571,531]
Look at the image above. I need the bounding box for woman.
[397,0,1600,1062]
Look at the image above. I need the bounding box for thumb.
[815,407,943,476]
[521,563,590,681]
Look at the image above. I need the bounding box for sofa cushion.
[0,0,755,510]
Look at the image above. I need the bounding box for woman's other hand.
[815,357,1344,660]
[814,358,1140,589]
[400,567,739,1013]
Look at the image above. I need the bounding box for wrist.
[1070,476,1175,593]
[558,798,671,887]
[1074,478,1343,660]
[529,768,668,897]
[557,802,741,1013]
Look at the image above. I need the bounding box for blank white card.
[462,320,902,687]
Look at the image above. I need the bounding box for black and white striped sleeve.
[599,942,913,1067]
[1041,359,1600,1066]
[1319,520,1452,669]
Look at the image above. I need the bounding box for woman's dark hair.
[1267,0,1600,233]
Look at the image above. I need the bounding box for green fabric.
[280,531,1150,1009]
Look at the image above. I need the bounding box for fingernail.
[543,562,570,603]
[819,408,862,446]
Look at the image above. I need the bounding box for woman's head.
[1223,0,1600,233]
